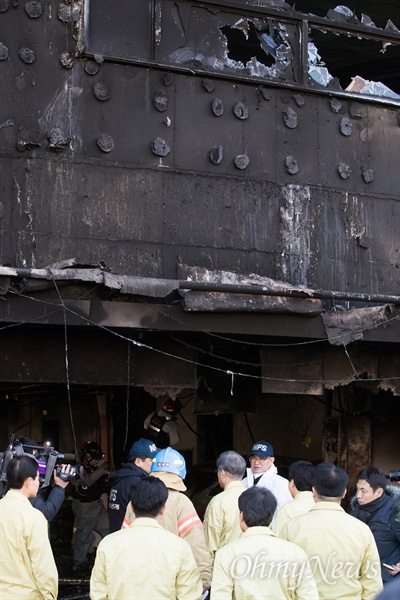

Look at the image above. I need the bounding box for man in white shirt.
[242,440,292,528]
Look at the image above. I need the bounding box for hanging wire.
[331,291,360,379]
[8,288,400,386]
[227,370,235,395]
[123,342,131,452]
[51,280,77,453]
[172,334,330,368]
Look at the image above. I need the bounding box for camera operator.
[16,436,72,523]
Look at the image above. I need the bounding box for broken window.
[221,19,295,79]
[308,25,400,99]
[84,0,400,102]
[307,42,333,88]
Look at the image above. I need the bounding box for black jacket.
[30,484,66,522]
[108,462,148,533]
[351,485,400,582]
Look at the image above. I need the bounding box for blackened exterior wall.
[1,1,400,296]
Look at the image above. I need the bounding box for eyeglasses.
[249,455,271,462]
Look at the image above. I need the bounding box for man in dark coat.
[351,466,400,584]
[108,438,157,533]
[15,436,71,523]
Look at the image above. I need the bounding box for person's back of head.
[356,466,387,492]
[238,486,277,528]
[216,451,246,480]
[130,476,169,518]
[14,436,39,452]
[289,460,315,492]
[312,463,348,501]
[7,455,38,490]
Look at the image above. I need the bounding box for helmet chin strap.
[83,457,98,472]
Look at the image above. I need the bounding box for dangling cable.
[227,370,234,395]
[52,279,77,453]
[332,292,359,379]
[123,342,131,452]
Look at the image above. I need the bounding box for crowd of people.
[0,434,399,599]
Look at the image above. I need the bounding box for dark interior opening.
[310,28,400,94]
[221,23,276,67]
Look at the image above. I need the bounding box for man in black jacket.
[351,466,400,584]
[16,436,71,522]
[108,438,157,533]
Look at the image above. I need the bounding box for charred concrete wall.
[1,1,400,295]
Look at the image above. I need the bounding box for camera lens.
[388,470,400,482]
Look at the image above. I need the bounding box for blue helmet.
[150,447,186,479]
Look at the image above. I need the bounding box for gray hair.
[216,451,246,479]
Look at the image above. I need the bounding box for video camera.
[0,434,78,496]
[387,470,400,482]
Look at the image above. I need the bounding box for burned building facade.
[1,0,400,484]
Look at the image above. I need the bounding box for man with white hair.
[203,450,246,561]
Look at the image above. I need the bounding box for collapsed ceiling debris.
[321,304,400,346]
[1,263,400,348]
[261,342,400,395]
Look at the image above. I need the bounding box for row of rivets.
[0,0,42,15]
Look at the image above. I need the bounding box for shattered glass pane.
[232,18,250,39]
[222,18,295,80]
[168,47,196,64]
[327,5,359,24]
[85,0,400,100]
[333,6,354,18]
[258,31,279,58]
[246,56,270,77]
[385,19,400,34]
[308,42,333,87]
[346,76,400,100]
[309,25,400,99]
[276,42,292,63]
[361,14,376,28]
[226,57,245,71]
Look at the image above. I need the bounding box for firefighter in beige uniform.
[122,447,212,592]
[90,476,202,600]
